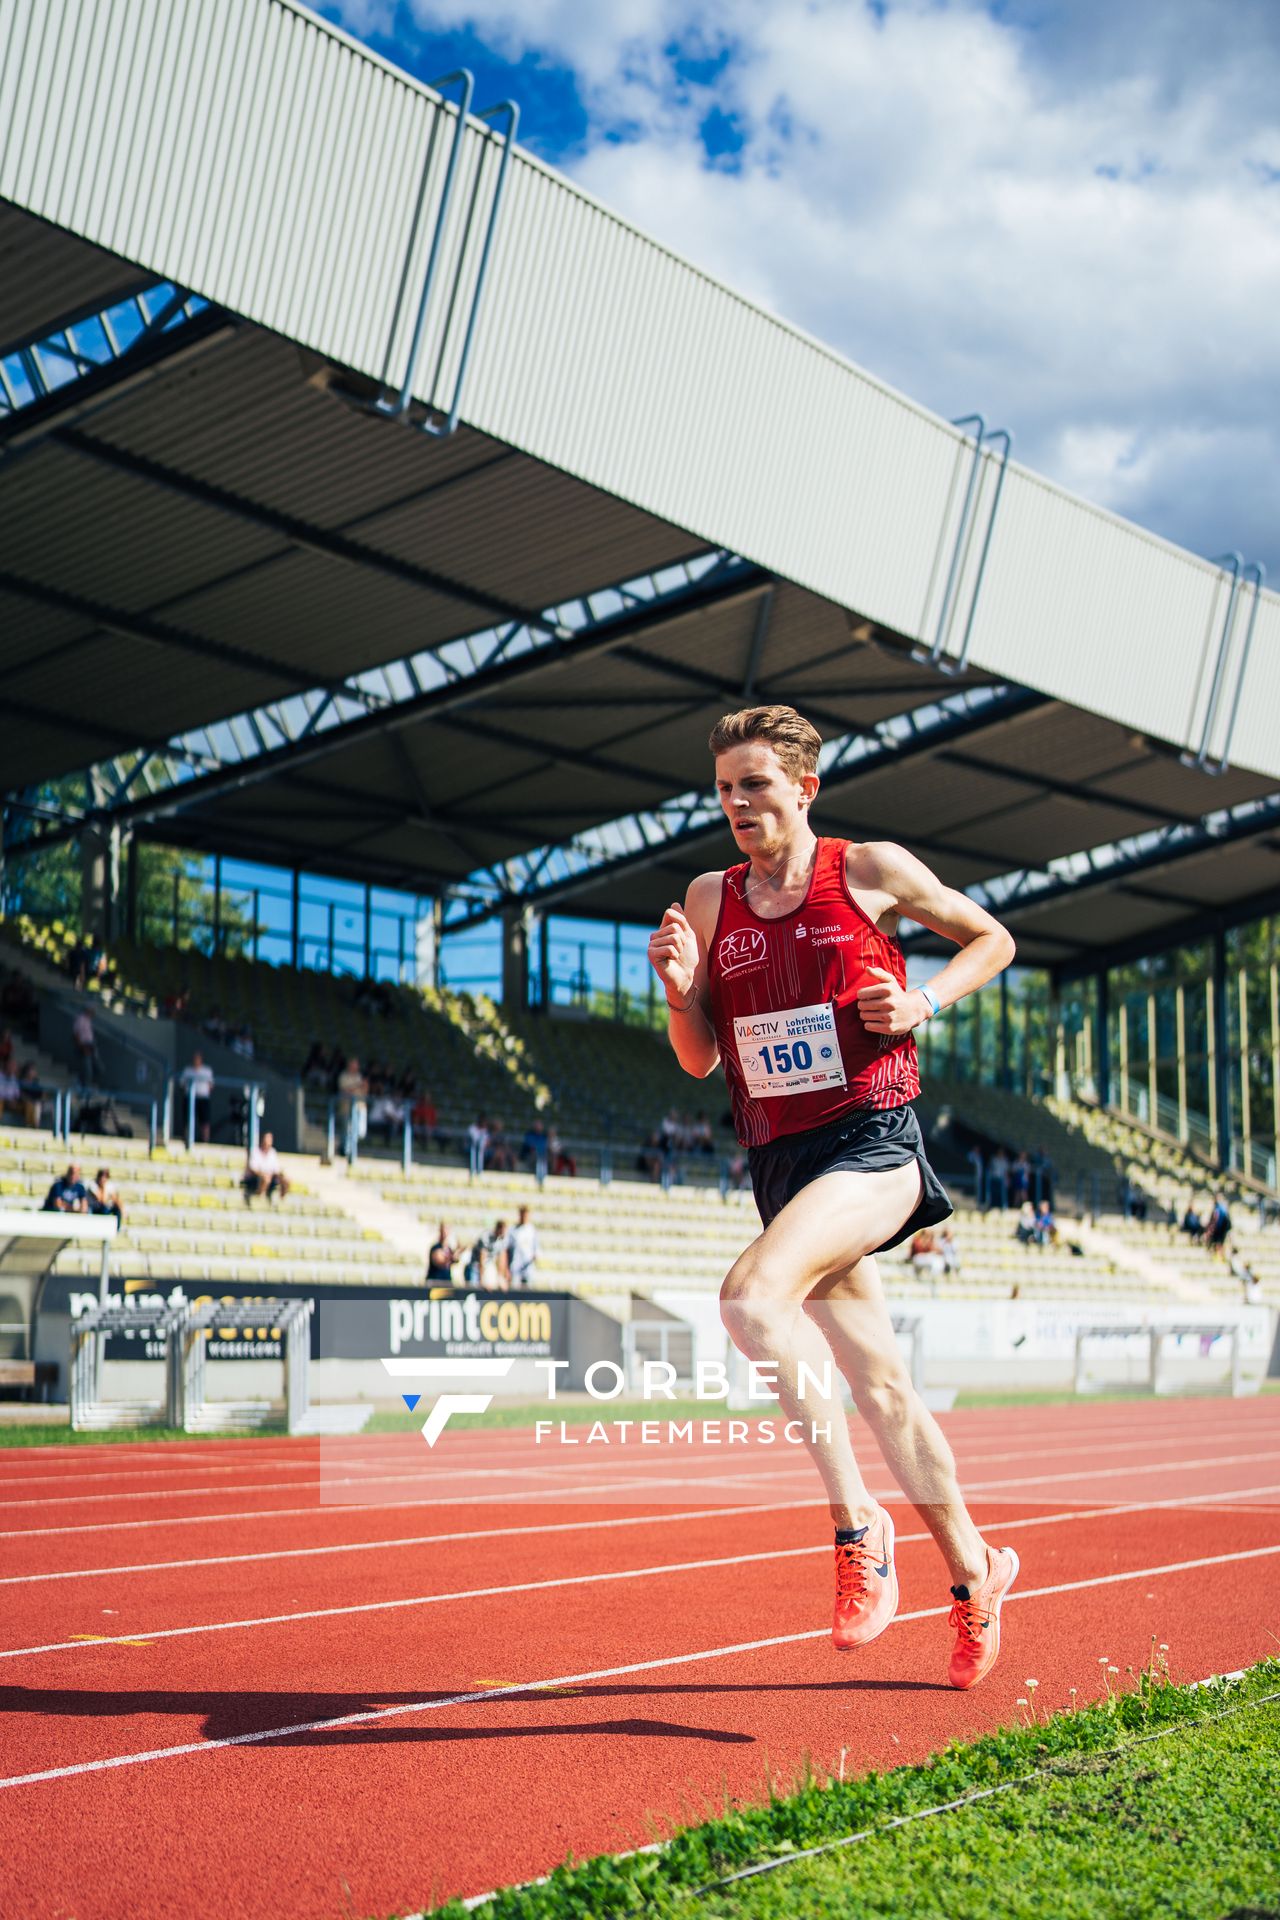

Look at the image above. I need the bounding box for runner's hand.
[648,903,700,1002]
[857,967,930,1035]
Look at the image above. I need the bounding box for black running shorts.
[747,1103,952,1251]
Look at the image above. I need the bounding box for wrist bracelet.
[917,983,941,1020]
[665,984,698,1012]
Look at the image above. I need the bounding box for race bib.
[733,1001,847,1100]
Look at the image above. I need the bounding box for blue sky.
[322,0,1280,577]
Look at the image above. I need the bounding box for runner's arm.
[856,842,1015,1036]
[647,873,721,1077]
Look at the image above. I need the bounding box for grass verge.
[424,1658,1280,1920]
[0,1423,266,1445]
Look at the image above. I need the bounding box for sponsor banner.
[34,1274,585,1373]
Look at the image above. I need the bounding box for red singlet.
[708,837,921,1147]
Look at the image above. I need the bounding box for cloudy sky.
[323,0,1280,575]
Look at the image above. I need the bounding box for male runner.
[647,704,1019,1689]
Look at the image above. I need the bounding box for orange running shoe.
[833,1505,898,1651]
[947,1545,1020,1690]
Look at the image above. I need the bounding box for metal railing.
[51,1085,160,1154]
[312,1096,741,1193]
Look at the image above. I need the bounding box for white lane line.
[3,1416,1270,1505]
[4,1476,1278,1590]
[5,1410,1260,1488]
[7,1478,1280,1656]
[4,1542,1279,1792]
[4,1434,1277,1545]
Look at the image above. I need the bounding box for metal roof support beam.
[0,290,234,459]
[0,568,330,695]
[55,429,549,631]
[1050,882,1280,982]
[900,792,1280,967]
[441,683,1049,933]
[7,562,774,857]
[741,586,774,700]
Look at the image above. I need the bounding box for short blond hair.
[707,706,822,781]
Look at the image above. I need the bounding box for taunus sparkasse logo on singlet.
[717,928,767,974]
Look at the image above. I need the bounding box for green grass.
[423,1659,1280,1920]
[0,1422,267,1445]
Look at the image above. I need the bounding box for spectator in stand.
[17,1062,44,1128]
[369,1088,405,1145]
[301,1039,330,1088]
[1029,1146,1055,1207]
[1032,1198,1058,1247]
[1240,1265,1263,1306]
[987,1147,1010,1211]
[725,1146,750,1194]
[908,1228,946,1284]
[506,1206,539,1288]
[180,1051,215,1143]
[1014,1200,1037,1246]
[243,1130,289,1205]
[522,1118,550,1174]
[0,1065,20,1119]
[467,1114,489,1175]
[637,1129,665,1182]
[1120,1175,1148,1222]
[488,1219,511,1288]
[939,1224,960,1273]
[411,1088,442,1151]
[692,1111,715,1156]
[43,1162,89,1212]
[1008,1151,1030,1208]
[229,1022,255,1060]
[427,1222,458,1282]
[161,983,191,1019]
[202,1005,230,1045]
[87,1167,124,1228]
[487,1118,516,1173]
[1180,1200,1205,1241]
[0,1028,14,1075]
[465,1220,509,1289]
[336,1056,369,1154]
[965,1143,985,1205]
[1204,1194,1232,1256]
[547,1125,576,1178]
[71,1005,97,1087]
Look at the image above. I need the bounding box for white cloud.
[342,1,1280,569]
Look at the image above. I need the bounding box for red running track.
[1,1397,1277,1920]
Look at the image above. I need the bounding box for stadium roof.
[3,0,1280,976]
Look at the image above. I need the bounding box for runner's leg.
[720,1163,921,1529]
[807,1256,987,1588]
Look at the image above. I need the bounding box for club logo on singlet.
[795,924,808,939]
[717,928,767,975]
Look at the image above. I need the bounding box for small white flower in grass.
[1025,1678,1039,1689]
[1159,1643,1169,1651]
[1017,1698,1028,1707]
[1107,1665,1120,1675]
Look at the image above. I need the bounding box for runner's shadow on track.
[0,1674,947,1751]
[282,1718,756,1746]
